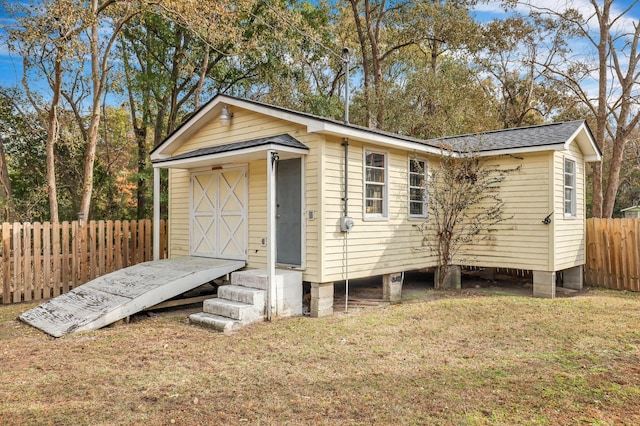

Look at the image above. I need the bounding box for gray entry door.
[276,158,302,266]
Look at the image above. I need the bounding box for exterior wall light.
[219,105,233,127]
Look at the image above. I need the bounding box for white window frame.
[564,158,577,217]
[363,149,388,220]
[408,157,428,219]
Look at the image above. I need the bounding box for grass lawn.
[1,287,640,425]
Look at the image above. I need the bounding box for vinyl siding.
[452,152,553,271]
[247,160,266,269]
[173,109,306,155]
[552,141,586,270]
[167,168,190,257]
[320,137,438,282]
[319,140,556,281]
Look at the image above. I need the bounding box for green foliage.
[0,89,48,221]
[382,58,502,138]
[1,0,634,221]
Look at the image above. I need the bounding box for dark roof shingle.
[153,134,307,164]
[423,121,587,152]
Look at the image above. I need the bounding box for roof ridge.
[427,120,586,143]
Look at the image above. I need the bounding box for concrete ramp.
[19,257,245,337]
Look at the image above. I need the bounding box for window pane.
[366,199,383,214]
[565,159,574,174]
[366,168,384,183]
[410,202,423,215]
[410,187,424,201]
[366,152,385,167]
[410,174,424,187]
[564,173,573,187]
[366,184,383,199]
[410,160,425,173]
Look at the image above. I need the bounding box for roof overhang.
[151,95,602,164]
[153,142,307,169]
[306,121,442,156]
[564,121,602,162]
[150,94,443,160]
[468,121,602,161]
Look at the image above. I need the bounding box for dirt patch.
[332,269,558,311]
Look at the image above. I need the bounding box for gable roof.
[151,94,602,163]
[430,120,602,161]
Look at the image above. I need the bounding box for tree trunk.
[45,57,62,224]
[591,0,611,218]
[0,136,15,222]
[79,10,102,221]
[349,0,374,127]
[136,128,148,219]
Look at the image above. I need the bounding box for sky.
[0,0,638,96]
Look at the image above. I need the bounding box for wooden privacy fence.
[0,219,167,304]
[585,218,640,291]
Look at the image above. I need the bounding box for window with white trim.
[409,158,428,218]
[564,158,576,216]
[364,150,387,217]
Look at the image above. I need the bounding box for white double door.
[190,166,248,260]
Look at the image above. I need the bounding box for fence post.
[33,222,42,301]
[52,222,61,297]
[23,222,32,302]
[62,222,70,293]
[43,222,51,299]
[114,220,122,270]
[106,220,113,274]
[2,223,11,304]
[12,222,21,303]
[98,220,105,276]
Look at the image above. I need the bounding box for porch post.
[266,150,278,320]
[153,166,161,261]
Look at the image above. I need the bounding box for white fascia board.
[153,100,222,156]
[563,123,602,162]
[150,152,170,161]
[153,143,308,169]
[308,121,442,156]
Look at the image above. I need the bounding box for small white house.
[150,95,601,319]
[621,205,640,218]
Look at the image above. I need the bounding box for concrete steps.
[189,283,265,333]
[189,268,302,333]
[188,312,242,334]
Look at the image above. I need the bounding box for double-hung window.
[564,158,576,217]
[364,150,387,218]
[409,159,428,218]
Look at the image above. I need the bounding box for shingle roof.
[152,134,308,164]
[197,96,593,153]
[424,121,589,152]
[152,94,600,161]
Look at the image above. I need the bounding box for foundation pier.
[310,282,334,318]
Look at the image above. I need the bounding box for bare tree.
[521,0,640,217]
[415,148,519,289]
